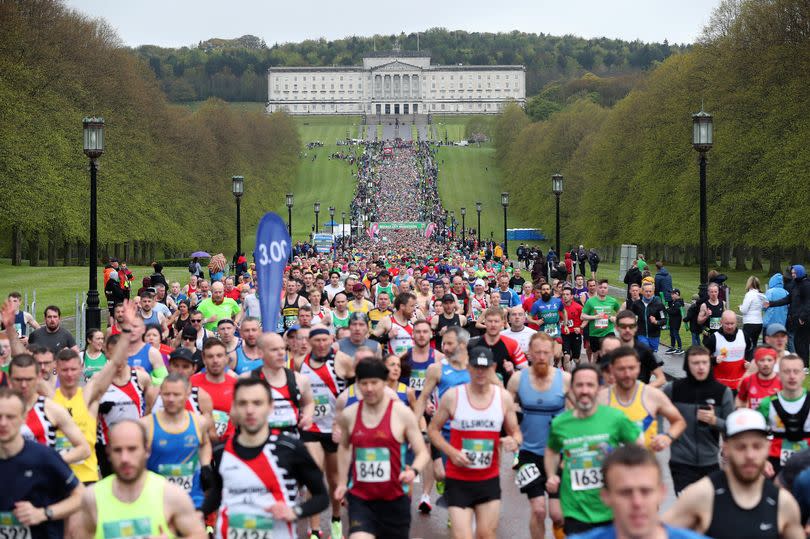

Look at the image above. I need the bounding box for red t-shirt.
[737,373,781,410]
[223,289,241,302]
[521,294,540,330]
[562,301,584,335]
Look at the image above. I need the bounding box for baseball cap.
[725,408,769,439]
[285,324,301,337]
[470,347,494,368]
[766,323,788,337]
[441,293,456,303]
[671,288,681,295]
[169,347,194,363]
[349,312,368,323]
[353,283,366,293]
[181,326,197,339]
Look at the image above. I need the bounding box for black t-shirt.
[27,326,76,353]
[634,340,663,384]
[0,440,79,539]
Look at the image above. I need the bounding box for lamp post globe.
[82,117,104,332]
[314,201,320,233]
[231,175,244,257]
[552,173,563,256]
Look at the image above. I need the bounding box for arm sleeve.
[740,292,752,314]
[767,294,791,308]
[290,439,329,517]
[714,388,735,432]
[200,445,224,515]
[702,334,716,355]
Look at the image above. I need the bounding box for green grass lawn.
[176,101,266,113]
[0,261,190,321]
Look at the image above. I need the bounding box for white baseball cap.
[725,408,769,438]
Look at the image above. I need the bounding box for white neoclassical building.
[266,50,525,115]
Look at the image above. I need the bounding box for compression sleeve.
[287,437,329,517]
[151,366,169,386]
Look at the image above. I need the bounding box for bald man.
[196,282,242,332]
[703,310,749,391]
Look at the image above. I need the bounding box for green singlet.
[582,296,621,337]
[83,350,108,381]
[332,311,350,329]
[94,471,173,539]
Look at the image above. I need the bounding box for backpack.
[188,261,196,274]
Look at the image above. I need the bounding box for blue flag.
[255,212,291,333]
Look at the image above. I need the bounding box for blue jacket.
[654,267,674,302]
[764,273,789,327]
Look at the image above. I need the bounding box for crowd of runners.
[2,139,810,539]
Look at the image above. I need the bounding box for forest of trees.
[134,29,685,102]
[0,0,299,265]
[492,0,810,272]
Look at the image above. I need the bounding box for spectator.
[739,276,767,357]
[653,261,673,303]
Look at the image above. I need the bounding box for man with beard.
[598,346,686,451]
[507,333,570,539]
[737,345,782,410]
[229,316,263,374]
[664,408,803,539]
[545,364,642,535]
[529,283,567,342]
[663,346,735,494]
[76,420,205,538]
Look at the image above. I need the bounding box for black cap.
[441,293,456,303]
[181,325,197,339]
[470,347,494,368]
[169,347,194,363]
[671,288,681,295]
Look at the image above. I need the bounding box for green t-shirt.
[196,298,241,331]
[547,405,641,524]
[583,296,621,337]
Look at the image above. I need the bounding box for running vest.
[436,359,472,401]
[233,344,262,375]
[140,310,160,328]
[368,308,393,330]
[98,369,144,445]
[21,396,56,448]
[713,330,747,389]
[250,367,301,432]
[469,295,487,321]
[705,301,724,333]
[403,347,435,396]
[83,350,107,381]
[435,313,460,351]
[54,387,99,482]
[281,295,302,329]
[128,343,153,374]
[12,310,26,336]
[146,411,204,508]
[190,372,236,440]
[374,282,395,302]
[152,386,201,414]
[704,470,779,539]
[763,391,810,464]
[332,311,350,329]
[348,400,406,501]
[94,471,172,539]
[518,369,565,455]
[388,316,414,355]
[301,352,345,434]
[215,437,299,539]
[608,382,658,448]
[446,384,504,481]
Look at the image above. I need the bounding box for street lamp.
[231,175,244,257]
[286,193,294,262]
[475,201,482,245]
[460,207,466,246]
[552,173,563,256]
[83,116,104,331]
[692,109,713,287]
[314,201,320,233]
[341,211,346,252]
[329,206,335,235]
[501,192,509,257]
[450,210,455,239]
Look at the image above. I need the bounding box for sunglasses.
[191,320,202,324]
[182,336,195,341]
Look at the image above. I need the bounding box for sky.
[63,0,721,49]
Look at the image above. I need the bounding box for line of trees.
[134,29,685,102]
[492,0,810,273]
[0,0,300,266]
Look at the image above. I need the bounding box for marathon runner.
[143,374,212,510]
[202,377,329,539]
[334,357,428,539]
[506,332,570,539]
[529,282,568,343]
[664,408,804,539]
[247,332,314,435]
[190,338,237,442]
[331,292,351,332]
[561,286,584,366]
[545,363,642,535]
[581,280,621,353]
[697,282,726,334]
[76,420,205,537]
[429,346,521,539]
[468,306,527,382]
[372,292,419,356]
[737,345,782,409]
[229,316,263,374]
[431,293,467,351]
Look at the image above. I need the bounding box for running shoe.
[418,494,432,514]
[330,520,343,539]
[308,530,322,539]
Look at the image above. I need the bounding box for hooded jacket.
[764,273,790,328]
[654,267,674,302]
[663,356,734,467]
[768,265,810,329]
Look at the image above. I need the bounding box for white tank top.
[388,317,414,356]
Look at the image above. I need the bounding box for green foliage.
[132,29,685,102]
[525,96,563,122]
[0,0,299,257]
[493,0,810,252]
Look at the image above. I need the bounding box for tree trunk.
[63,240,72,266]
[78,243,86,267]
[28,235,40,267]
[684,245,697,266]
[124,241,131,263]
[734,245,748,271]
[47,234,57,267]
[768,247,782,275]
[790,246,804,265]
[114,243,122,261]
[751,246,763,271]
[148,243,157,265]
[11,226,22,266]
[719,244,731,269]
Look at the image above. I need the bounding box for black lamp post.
[232,175,244,256]
[693,109,713,287]
[501,192,509,257]
[341,211,346,252]
[460,207,466,246]
[475,201,482,245]
[286,193,294,262]
[450,210,455,239]
[552,173,563,256]
[83,117,103,331]
[314,201,320,233]
[329,206,335,236]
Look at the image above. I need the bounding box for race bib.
[409,370,426,391]
[101,517,152,539]
[780,440,808,466]
[709,317,721,331]
[0,512,30,539]
[594,316,609,329]
[212,410,229,437]
[544,324,559,337]
[570,467,604,491]
[313,394,330,418]
[269,400,297,428]
[355,447,391,483]
[157,461,195,491]
[227,513,274,539]
[515,463,541,488]
[462,438,494,469]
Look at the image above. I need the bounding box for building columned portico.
[266,50,525,115]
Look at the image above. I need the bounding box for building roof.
[268,64,525,74]
[364,50,431,58]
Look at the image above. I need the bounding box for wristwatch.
[44,507,54,521]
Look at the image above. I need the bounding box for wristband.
[663,432,674,441]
